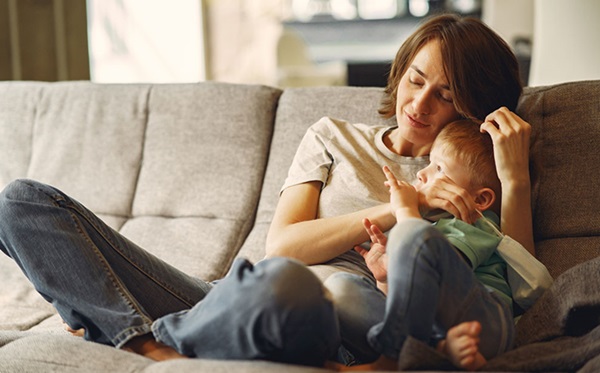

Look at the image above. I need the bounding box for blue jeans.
[0,179,339,366]
[325,218,514,364]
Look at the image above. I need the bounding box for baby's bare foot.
[439,321,486,371]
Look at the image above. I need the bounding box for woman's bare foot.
[328,355,397,371]
[63,321,85,337]
[438,321,486,371]
[123,334,188,361]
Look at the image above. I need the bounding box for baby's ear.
[473,188,496,212]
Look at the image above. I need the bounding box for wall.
[87,0,206,83]
[482,0,534,47]
[528,0,600,85]
[204,0,283,85]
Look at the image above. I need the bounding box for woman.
[0,13,532,368]
[265,13,532,368]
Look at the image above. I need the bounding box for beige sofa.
[0,80,599,372]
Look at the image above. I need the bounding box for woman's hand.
[417,175,477,224]
[480,107,535,255]
[480,107,531,187]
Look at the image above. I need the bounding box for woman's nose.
[412,89,432,115]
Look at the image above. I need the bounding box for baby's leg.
[437,321,487,371]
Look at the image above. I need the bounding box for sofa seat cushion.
[0,331,330,372]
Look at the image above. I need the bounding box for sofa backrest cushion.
[518,81,600,277]
[0,81,281,281]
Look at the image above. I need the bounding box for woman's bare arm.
[265,181,397,265]
[481,107,535,255]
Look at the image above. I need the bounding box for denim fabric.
[153,257,340,366]
[0,179,212,348]
[325,273,385,364]
[325,218,514,363]
[0,179,340,366]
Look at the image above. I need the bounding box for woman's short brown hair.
[379,14,522,121]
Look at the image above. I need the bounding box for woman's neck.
[384,128,431,157]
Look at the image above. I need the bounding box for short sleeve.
[281,117,335,193]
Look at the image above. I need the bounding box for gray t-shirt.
[282,116,428,279]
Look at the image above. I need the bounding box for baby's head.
[416,119,501,214]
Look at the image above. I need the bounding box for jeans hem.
[113,324,154,349]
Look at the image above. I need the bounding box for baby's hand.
[382,166,420,220]
[354,218,388,285]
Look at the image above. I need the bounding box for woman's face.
[395,39,461,148]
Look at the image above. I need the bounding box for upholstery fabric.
[519,81,600,277]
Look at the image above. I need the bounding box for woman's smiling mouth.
[406,112,429,128]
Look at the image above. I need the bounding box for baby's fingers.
[354,246,368,258]
[383,166,399,185]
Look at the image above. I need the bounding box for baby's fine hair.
[434,120,501,197]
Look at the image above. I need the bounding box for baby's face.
[414,145,473,194]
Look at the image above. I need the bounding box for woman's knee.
[0,180,60,228]
[0,180,37,228]
[0,179,55,210]
[0,179,28,205]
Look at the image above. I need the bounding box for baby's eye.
[436,165,444,174]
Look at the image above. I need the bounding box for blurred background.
[1,0,599,88]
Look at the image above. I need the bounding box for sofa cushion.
[518,81,600,277]
[20,81,149,220]
[122,82,281,280]
[0,82,40,188]
[0,331,329,372]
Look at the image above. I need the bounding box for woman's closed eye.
[439,91,454,104]
[409,78,424,86]
[409,77,453,104]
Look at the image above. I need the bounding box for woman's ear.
[473,187,496,212]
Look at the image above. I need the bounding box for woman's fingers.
[481,107,531,184]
